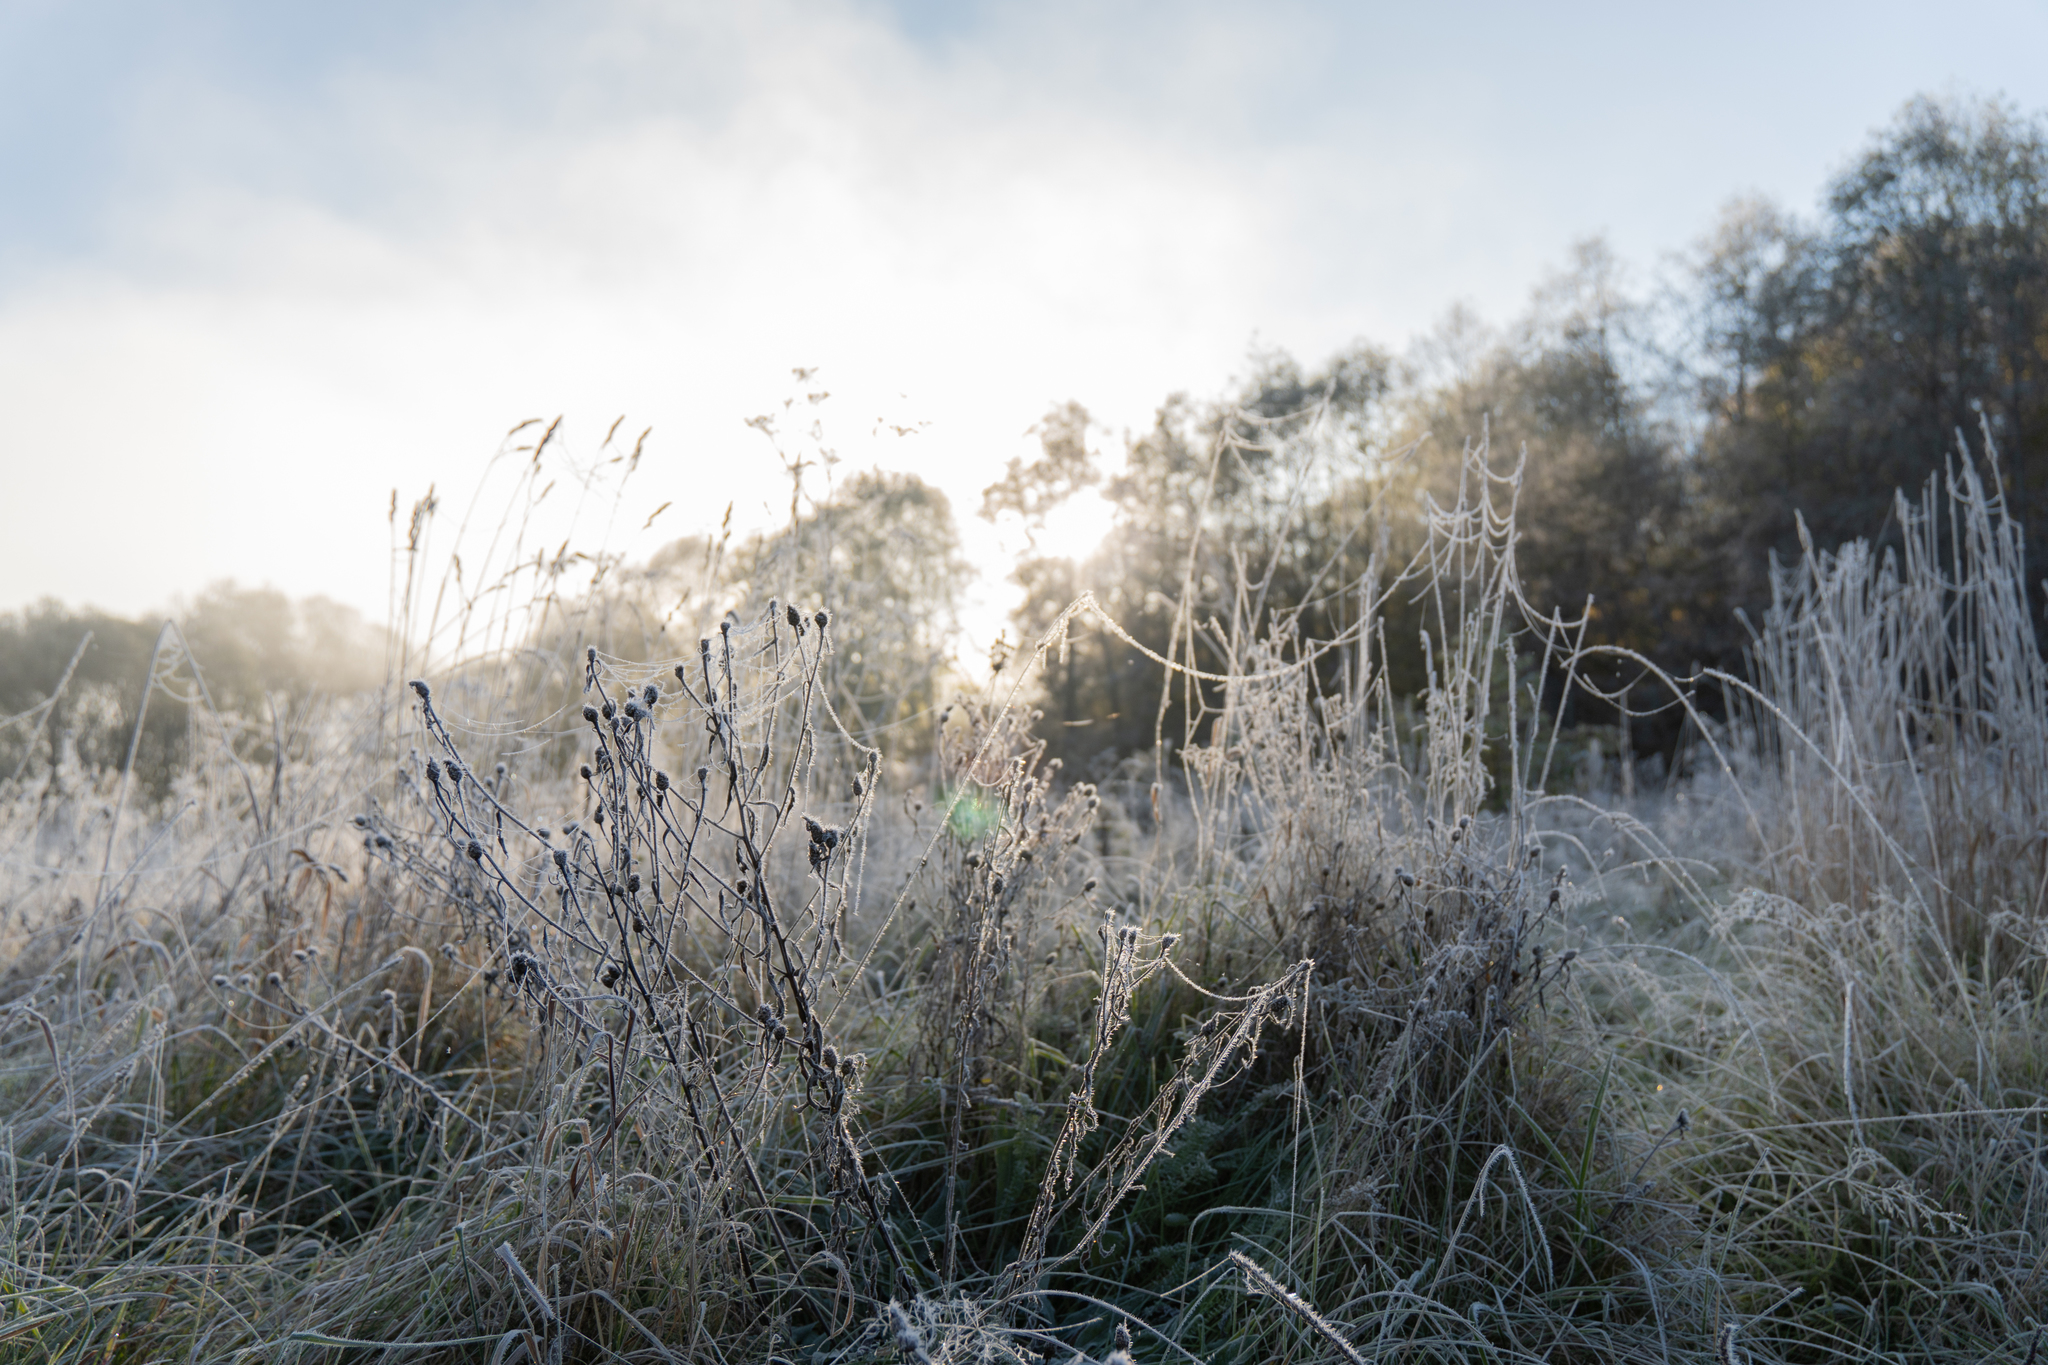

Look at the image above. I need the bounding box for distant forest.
[993,92,2048,770]
[7,92,2047,782]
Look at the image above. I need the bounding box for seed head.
[408,679,431,701]
[654,770,669,792]
[582,705,599,724]
[821,1044,839,1072]
[466,840,484,862]
[642,683,659,706]
[887,1303,925,1361]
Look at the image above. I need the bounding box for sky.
[4,0,2048,651]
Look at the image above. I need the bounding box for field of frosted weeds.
[0,439,2044,1364]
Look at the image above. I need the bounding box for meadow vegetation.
[4,411,2046,1364]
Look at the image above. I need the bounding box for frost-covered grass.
[1,444,2042,1365]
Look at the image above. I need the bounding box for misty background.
[8,0,2048,781]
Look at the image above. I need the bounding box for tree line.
[990,92,2048,773]
[6,92,2043,787]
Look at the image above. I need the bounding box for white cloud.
[0,0,1292,648]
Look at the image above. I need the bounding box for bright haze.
[4,0,2045,647]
